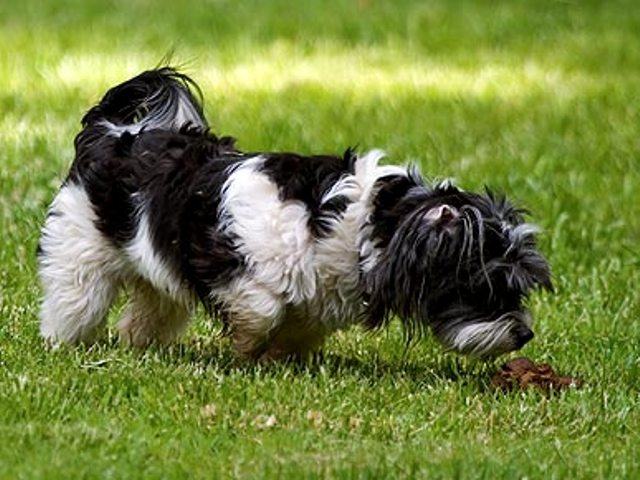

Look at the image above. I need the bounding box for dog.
[37,68,552,360]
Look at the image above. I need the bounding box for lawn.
[1,0,639,478]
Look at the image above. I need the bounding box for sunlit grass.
[37,46,607,100]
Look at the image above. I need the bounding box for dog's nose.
[514,326,534,349]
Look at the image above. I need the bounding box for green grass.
[1,0,639,478]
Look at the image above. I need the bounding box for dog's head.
[364,176,552,358]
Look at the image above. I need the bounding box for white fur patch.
[450,321,513,356]
[38,184,122,343]
[218,156,316,306]
[444,313,529,357]
[125,210,188,302]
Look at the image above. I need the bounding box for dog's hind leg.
[38,184,121,345]
[117,279,192,348]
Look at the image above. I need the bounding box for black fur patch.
[259,148,357,237]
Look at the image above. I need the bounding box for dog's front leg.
[230,308,328,362]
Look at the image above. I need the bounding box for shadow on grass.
[143,333,499,392]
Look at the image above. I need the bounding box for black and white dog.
[38,68,552,360]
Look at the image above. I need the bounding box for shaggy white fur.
[39,184,122,344]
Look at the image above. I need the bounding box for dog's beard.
[430,309,534,358]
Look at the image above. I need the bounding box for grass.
[1,0,639,478]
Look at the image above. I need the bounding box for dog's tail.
[81,67,208,136]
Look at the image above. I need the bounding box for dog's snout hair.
[433,311,535,358]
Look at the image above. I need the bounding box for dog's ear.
[423,180,462,228]
[424,204,459,227]
[499,223,554,293]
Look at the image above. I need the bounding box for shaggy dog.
[37,68,552,360]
